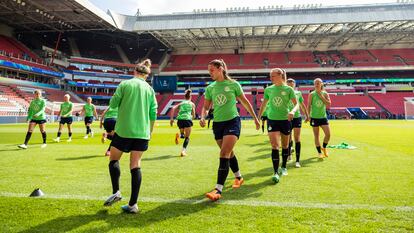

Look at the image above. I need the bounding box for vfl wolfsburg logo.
[215,94,227,106]
[272,97,283,107]
[316,100,323,107]
[32,105,40,111]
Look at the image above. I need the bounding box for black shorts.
[261,116,268,121]
[177,120,193,129]
[291,117,302,128]
[111,133,149,152]
[30,119,46,124]
[212,117,241,140]
[310,118,329,127]
[267,119,292,135]
[84,116,93,124]
[60,117,73,125]
[103,118,116,133]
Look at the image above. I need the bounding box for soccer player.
[53,94,73,142]
[79,97,97,139]
[286,78,309,168]
[103,59,157,214]
[100,106,118,156]
[258,68,298,183]
[307,78,331,159]
[170,89,195,157]
[18,90,47,149]
[200,59,260,201]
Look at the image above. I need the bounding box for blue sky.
[88,0,395,15]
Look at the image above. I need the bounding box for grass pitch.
[0,120,413,232]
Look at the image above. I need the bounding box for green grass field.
[0,120,413,232]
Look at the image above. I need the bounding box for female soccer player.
[286,78,309,168]
[53,94,73,143]
[18,90,47,149]
[200,59,260,201]
[170,89,195,157]
[103,59,157,213]
[258,68,298,183]
[261,102,269,134]
[100,106,118,156]
[307,78,331,159]
[79,97,97,139]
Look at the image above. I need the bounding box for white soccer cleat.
[53,138,60,143]
[67,138,72,142]
[104,191,122,206]
[18,144,27,149]
[41,144,47,149]
[295,162,301,168]
[91,131,94,137]
[83,135,88,139]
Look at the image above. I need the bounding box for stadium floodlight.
[36,9,39,12]
[21,1,25,6]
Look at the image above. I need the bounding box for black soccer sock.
[57,131,62,138]
[23,132,32,145]
[282,148,288,168]
[183,137,190,149]
[41,131,47,144]
[229,155,241,179]
[271,149,279,174]
[288,141,293,155]
[86,126,90,134]
[180,133,184,139]
[295,142,301,162]
[262,123,265,133]
[68,132,72,137]
[108,160,120,194]
[217,158,230,186]
[323,142,328,148]
[129,167,142,206]
[316,146,322,153]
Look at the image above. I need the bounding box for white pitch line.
[0,192,413,212]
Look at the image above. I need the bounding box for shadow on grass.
[20,167,277,232]
[56,155,103,161]
[19,194,220,233]
[142,155,175,161]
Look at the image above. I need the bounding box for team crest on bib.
[316,100,323,107]
[224,86,230,92]
[272,97,283,107]
[281,91,286,96]
[215,94,227,106]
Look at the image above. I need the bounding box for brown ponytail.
[135,59,152,75]
[208,59,233,81]
[185,89,192,100]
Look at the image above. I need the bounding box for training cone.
[29,188,44,197]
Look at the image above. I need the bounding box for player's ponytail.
[135,59,152,75]
[185,89,192,100]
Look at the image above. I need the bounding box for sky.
[88,0,396,16]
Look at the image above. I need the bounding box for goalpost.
[48,101,85,123]
[404,98,414,120]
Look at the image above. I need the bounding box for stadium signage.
[0,59,64,78]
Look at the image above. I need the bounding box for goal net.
[404,98,414,120]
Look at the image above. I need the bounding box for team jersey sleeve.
[204,86,212,101]
[234,81,243,97]
[109,83,123,109]
[298,92,304,103]
[27,101,34,120]
[288,87,295,100]
[264,88,269,100]
[149,88,158,121]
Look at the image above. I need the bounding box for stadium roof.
[117,2,414,51]
[0,0,117,33]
